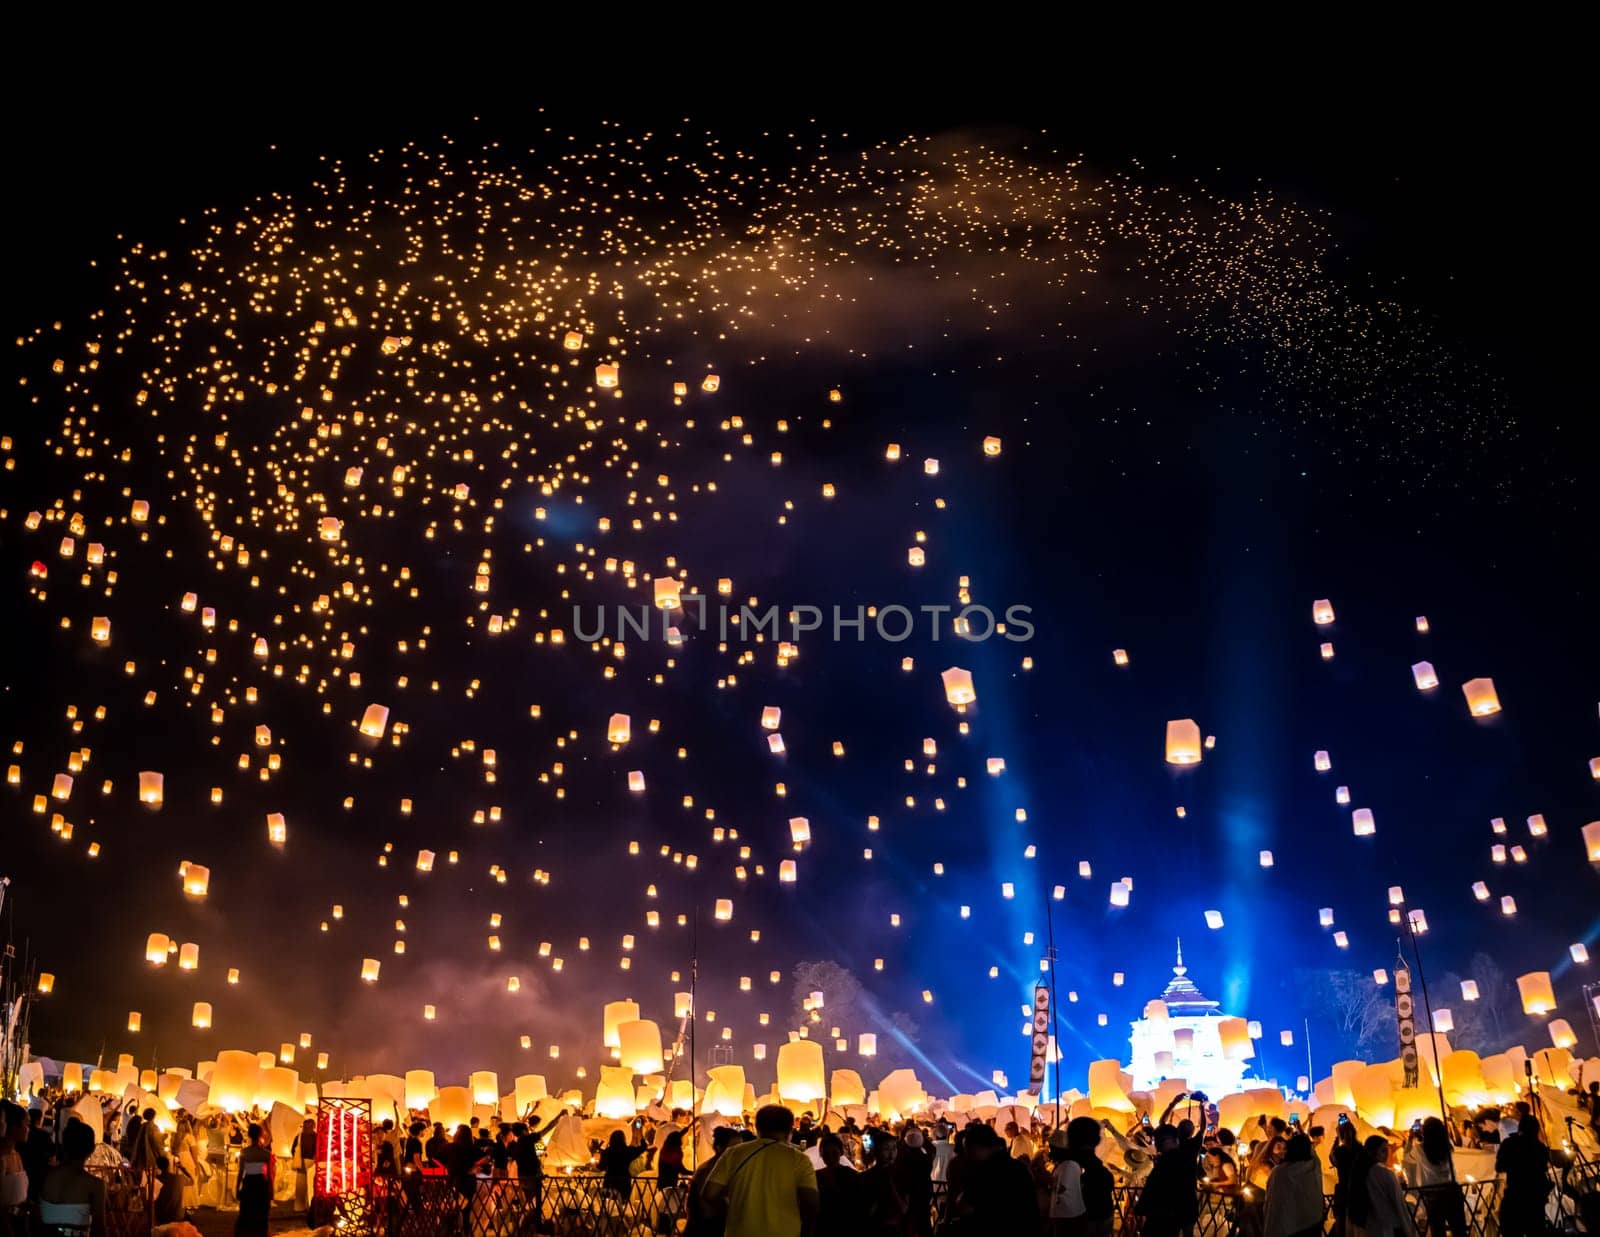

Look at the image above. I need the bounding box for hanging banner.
[1029,983,1050,1093]
[1394,960,1418,1087]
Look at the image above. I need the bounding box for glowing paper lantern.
[1517,971,1555,1015]
[713,899,733,921]
[1571,943,1589,964]
[1204,910,1224,930]
[146,933,171,964]
[209,1051,261,1111]
[416,850,435,873]
[1461,678,1501,716]
[594,363,619,389]
[1314,750,1331,772]
[788,817,811,845]
[617,1020,664,1074]
[513,1075,547,1112]
[1583,820,1600,861]
[1352,808,1376,836]
[404,1070,436,1110]
[1164,719,1202,765]
[1412,662,1439,690]
[1217,1017,1254,1061]
[594,1065,636,1118]
[430,1086,471,1128]
[360,957,381,983]
[703,1066,746,1117]
[138,771,164,805]
[37,973,55,994]
[359,705,390,738]
[1312,599,1335,625]
[603,1000,640,1049]
[470,1071,499,1105]
[776,1039,826,1102]
[1548,1020,1577,1050]
[607,713,631,744]
[941,667,976,707]
[128,1012,142,1032]
[1461,980,1480,1001]
[858,1033,878,1057]
[183,865,210,897]
[179,942,199,970]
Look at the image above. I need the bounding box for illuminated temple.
[1126,942,1252,1096]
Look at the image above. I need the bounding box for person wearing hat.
[1047,1128,1085,1235]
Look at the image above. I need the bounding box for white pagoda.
[1127,941,1251,1096]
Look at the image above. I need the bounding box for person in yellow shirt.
[702,1105,820,1237]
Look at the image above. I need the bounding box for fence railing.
[87,1165,155,1237]
[341,1159,1592,1237]
[366,1172,687,1237]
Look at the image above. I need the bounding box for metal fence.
[342,1161,1592,1237]
[88,1165,155,1237]
[368,1173,687,1237]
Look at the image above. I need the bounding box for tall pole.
[1044,893,1061,1126]
[1303,1018,1313,1095]
[689,903,699,1127]
[1402,911,1453,1140]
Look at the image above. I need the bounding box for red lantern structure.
[314,1096,373,1227]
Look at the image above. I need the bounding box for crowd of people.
[2,1080,1595,1237]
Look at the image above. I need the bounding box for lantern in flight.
[1165,719,1202,765]
[359,705,390,738]
[941,668,976,707]
[1517,972,1555,1015]
[1412,662,1438,690]
[1461,678,1501,717]
[360,958,381,983]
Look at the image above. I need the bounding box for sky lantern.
[714,899,733,921]
[1312,599,1335,625]
[416,849,435,873]
[617,1019,664,1073]
[1516,971,1555,1015]
[1164,719,1202,765]
[405,1070,436,1110]
[701,374,720,392]
[594,1066,636,1118]
[210,1052,260,1111]
[90,616,110,643]
[653,578,681,610]
[359,704,390,738]
[982,436,1002,456]
[1571,943,1590,964]
[318,517,342,542]
[145,933,170,964]
[603,1000,640,1049]
[1461,678,1501,716]
[1412,661,1439,690]
[360,957,381,983]
[1549,1020,1577,1050]
[266,813,287,845]
[1204,910,1224,929]
[37,973,55,994]
[178,942,199,970]
[191,1002,211,1029]
[1461,980,1480,1001]
[941,667,975,707]
[181,865,210,897]
[470,1071,500,1105]
[430,1087,471,1129]
[1585,821,1600,861]
[761,705,781,730]
[1217,1017,1254,1060]
[594,363,619,389]
[563,331,584,350]
[1352,808,1376,837]
[513,1075,547,1111]
[777,1039,826,1103]
[607,713,631,744]
[138,771,164,806]
[1314,750,1331,771]
[779,860,797,882]
[789,817,811,846]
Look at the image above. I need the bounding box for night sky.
[3,79,1596,1102]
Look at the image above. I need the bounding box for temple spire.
[1174,937,1185,975]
